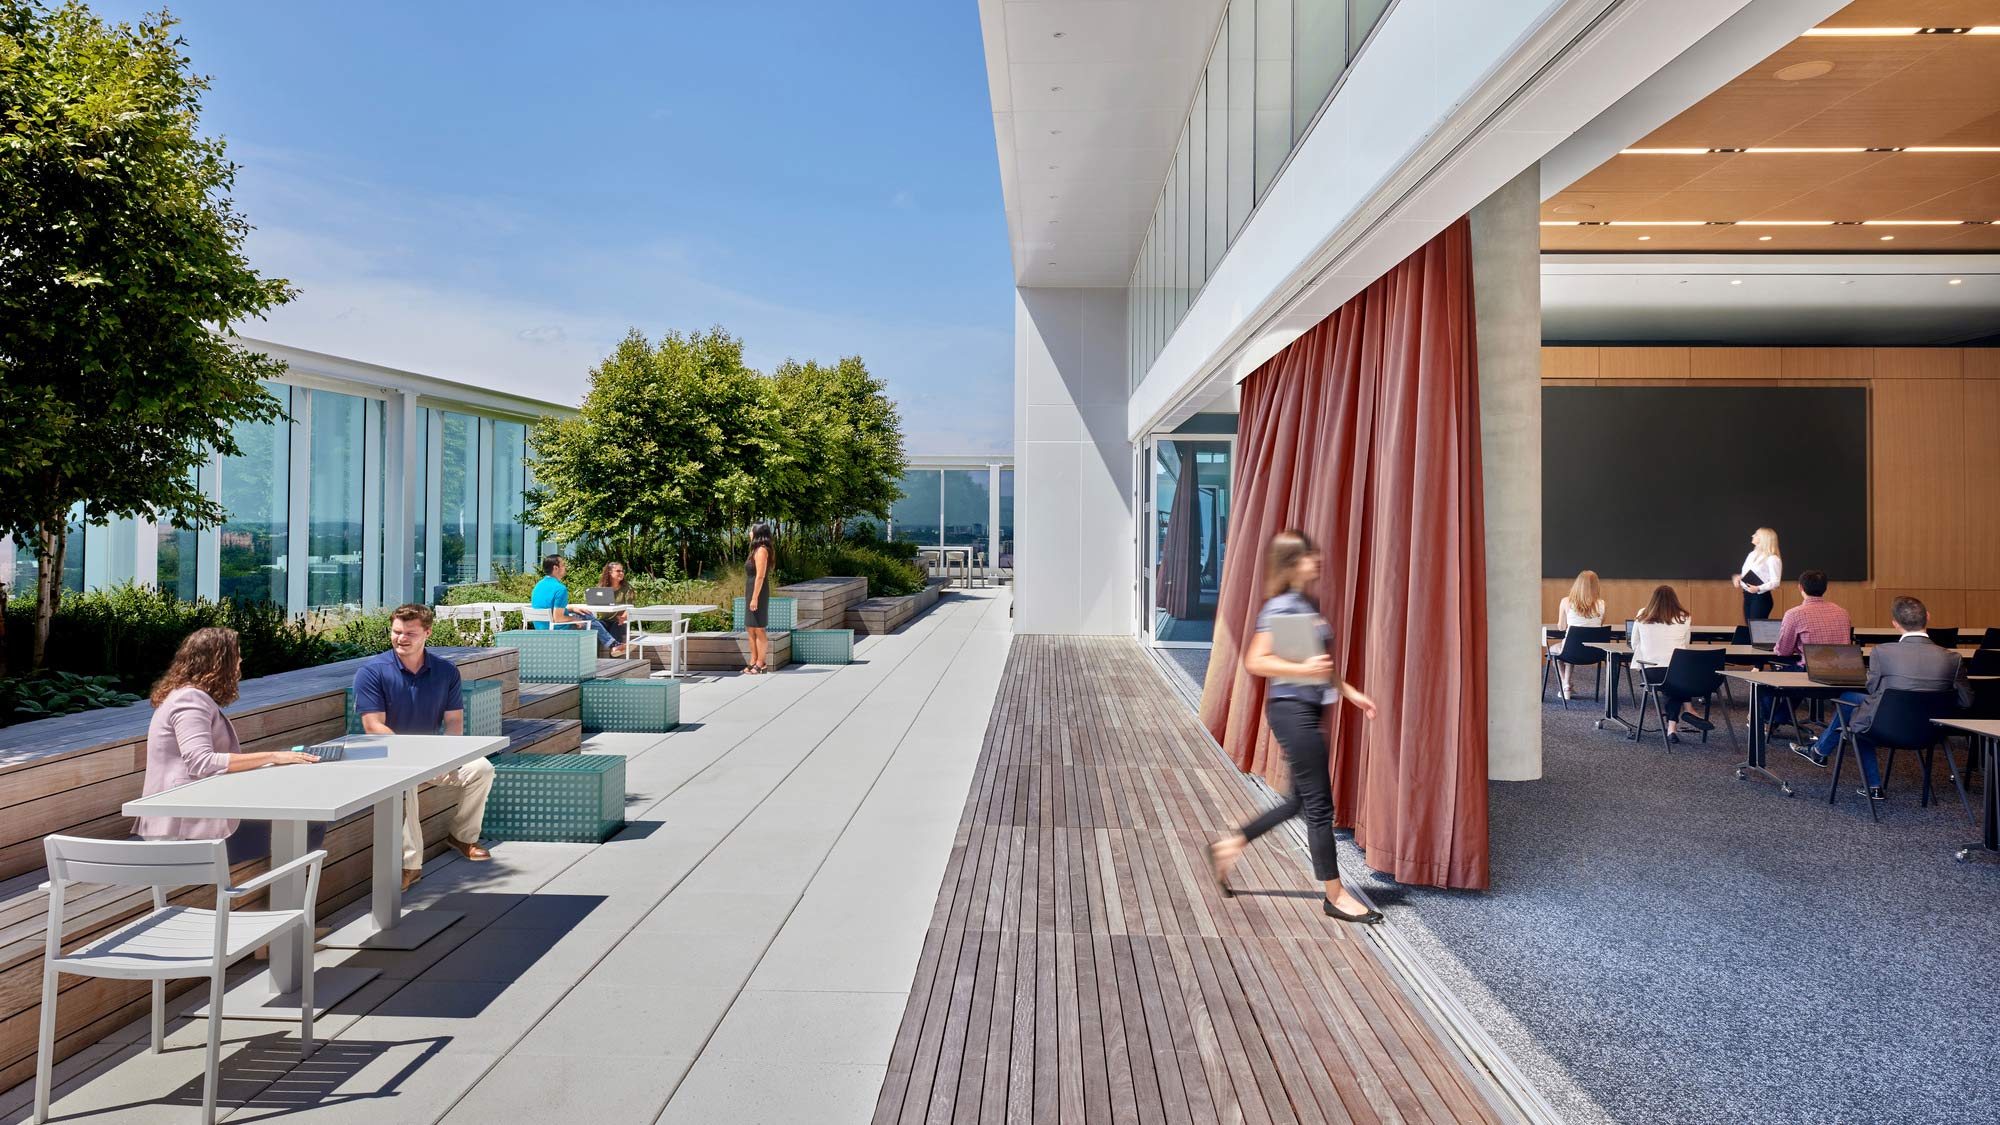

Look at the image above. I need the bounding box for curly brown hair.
[150,627,244,707]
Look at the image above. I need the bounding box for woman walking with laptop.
[1208,529,1382,924]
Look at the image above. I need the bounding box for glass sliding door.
[220,384,291,607]
[439,412,479,584]
[1149,437,1233,646]
[307,389,366,610]
[490,420,528,575]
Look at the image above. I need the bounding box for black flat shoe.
[1679,712,1715,733]
[1207,841,1235,898]
[1789,743,1828,767]
[1324,898,1384,924]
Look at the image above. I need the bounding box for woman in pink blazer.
[136,628,320,862]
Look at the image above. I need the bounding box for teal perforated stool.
[579,678,680,732]
[732,595,797,632]
[484,754,625,842]
[790,628,854,665]
[345,678,503,736]
[497,629,597,682]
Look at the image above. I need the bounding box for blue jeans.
[1813,691,1882,786]
[559,616,620,651]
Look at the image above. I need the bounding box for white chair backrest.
[522,606,556,625]
[44,835,229,890]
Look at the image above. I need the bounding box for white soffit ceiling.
[1541,253,2000,344]
[978,0,1228,287]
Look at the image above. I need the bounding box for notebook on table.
[1802,644,1866,688]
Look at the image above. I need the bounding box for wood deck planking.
[874,637,1505,1125]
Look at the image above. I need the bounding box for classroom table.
[1583,642,1737,735]
[1929,717,1999,863]
[1719,669,1857,797]
[122,733,508,1018]
[623,603,720,677]
[1854,626,1997,645]
[1547,623,1738,642]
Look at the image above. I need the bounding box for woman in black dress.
[744,523,774,674]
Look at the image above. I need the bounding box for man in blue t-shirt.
[530,555,623,655]
[353,603,495,892]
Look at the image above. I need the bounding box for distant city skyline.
[86,0,1014,453]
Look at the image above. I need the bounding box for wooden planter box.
[776,577,868,630]
[684,631,792,671]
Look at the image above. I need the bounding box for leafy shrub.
[0,672,143,724]
[314,611,488,652]
[780,542,926,597]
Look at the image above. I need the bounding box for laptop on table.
[1802,644,1867,689]
[1747,619,1783,650]
[584,586,618,606]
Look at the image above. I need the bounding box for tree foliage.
[525,329,908,577]
[0,1,294,667]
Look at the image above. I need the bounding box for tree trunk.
[0,578,9,678]
[32,523,67,671]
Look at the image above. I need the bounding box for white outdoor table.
[625,604,719,678]
[917,546,972,586]
[121,733,507,1019]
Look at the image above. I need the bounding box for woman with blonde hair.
[1732,527,1782,623]
[1549,569,1605,700]
[1208,529,1382,924]
[136,628,321,861]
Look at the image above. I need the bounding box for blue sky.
[90,0,1013,453]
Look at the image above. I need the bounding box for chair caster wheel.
[1956,848,1972,863]
[1735,769,1746,780]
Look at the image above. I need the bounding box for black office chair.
[1633,647,1736,751]
[1542,625,1612,709]
[1826,689,1961,822]
[1978,628,2000,650]
[1927,627,1960,648]
[1968,648,2000,678]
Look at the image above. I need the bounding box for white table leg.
[194,818,377,1021]
[321,788,462,950]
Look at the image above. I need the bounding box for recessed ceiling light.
[1049,86,1062,92]
[1047,165,1058,170]
[1840,279,1855,285]
[1048,220,1058,224]
[1049,129,1062,135]
[1637,235,1651,241]
[1950,278,1964,285]
[1880,235,1895,240]
[1052,31,1065,38]
[1730,279,1743,285]
[1775,60,1835,81]
[1758,235,1773,241]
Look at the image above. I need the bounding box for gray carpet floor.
[1342,687,2000,1125]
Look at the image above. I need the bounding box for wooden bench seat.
[776,577,868,631]
[684,631,792,671]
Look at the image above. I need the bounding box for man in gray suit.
[1812,595,1973,800]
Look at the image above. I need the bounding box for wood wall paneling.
[1542,347,1995,629]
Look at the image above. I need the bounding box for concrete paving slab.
[513,983,738,1058]
[654,1058,887,1125]
[438,1053,692,1125]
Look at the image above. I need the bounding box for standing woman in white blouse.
[1732,527,1782,622]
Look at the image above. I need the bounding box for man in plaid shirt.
[1772,569,1853,763]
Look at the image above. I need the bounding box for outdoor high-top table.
[120,733,508,1019]
[1930,716,2000,864]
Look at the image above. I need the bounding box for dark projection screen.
[1541,386,1868,581]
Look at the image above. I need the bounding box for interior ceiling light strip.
[1539,219,1996,227]
[1620,146,2000,155]
[1802,26,2000,36]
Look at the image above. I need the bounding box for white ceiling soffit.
[977,0,1228,287]
[1537,0,1851,197]
[1541,253,2000,344]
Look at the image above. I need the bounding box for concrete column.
[1470,163,1543,782]
[1014,287,1132,634]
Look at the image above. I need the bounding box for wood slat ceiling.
[1543,0,2000,252]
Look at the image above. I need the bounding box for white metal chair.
[36,836,326,1125]
[520,605,556,627]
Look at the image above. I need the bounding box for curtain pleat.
[1197,218,1490,890]
[1159,442,1203,618]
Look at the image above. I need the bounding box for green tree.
[770,356,907,538]
[526,328,792,577]
[0,2,294,667]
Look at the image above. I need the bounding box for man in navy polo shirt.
[353,603,494,892]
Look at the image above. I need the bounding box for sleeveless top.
[745,545,768,600]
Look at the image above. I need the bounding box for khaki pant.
[402,757,496,870]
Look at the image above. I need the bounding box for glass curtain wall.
[1127,0,1393,387]
[157,472,200,601]
[412,410,429,598]
[890,471,942,546]
[307,389,366,610]
[1151,439,1233,645]
[490,420,528,576]
[942,471,991,549]
[439,412,479,584]
[998,470,1015,569]
[220,383,291,607]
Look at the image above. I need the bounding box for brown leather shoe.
[402,868,422,893]
[450,838,491,861]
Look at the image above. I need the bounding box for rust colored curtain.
[1158,442,1203,617]
[1197,219,1490,890]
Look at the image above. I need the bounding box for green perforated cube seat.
[578,677,680,732]
[345,678,503,736]
[790,628,854,665]
[483,754,626,843]
[497,628,598,682]
[732,595,797,631]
